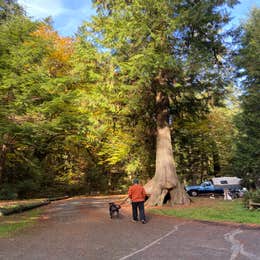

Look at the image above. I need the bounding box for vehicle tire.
[190,191,198,197]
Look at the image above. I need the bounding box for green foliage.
[0,184,18,200]
[0,13,41,191]
[0,0,252,197]
[174,105,237,183]
[232,8,260,188]
[0,7,97,197]
[243,189,260,208]
[85,0,238,184]
[0,0,24,21]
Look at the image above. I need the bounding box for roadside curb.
[0,200,50,216]
[0,196,70,216]
[48,196,70,202]
[193,218,260,231]
[150,211,260,231]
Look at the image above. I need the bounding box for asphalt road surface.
[0,196,259,260]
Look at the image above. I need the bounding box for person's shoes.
[131,219,138,223]
[141,220,146,224]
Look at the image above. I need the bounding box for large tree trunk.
[145,91,190,206]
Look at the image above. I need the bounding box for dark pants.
[132,201,145,221]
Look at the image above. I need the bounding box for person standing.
[128,178,146,224]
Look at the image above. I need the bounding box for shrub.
[0,184,18,200]
[17,180,41,198]
[243,189,260,208]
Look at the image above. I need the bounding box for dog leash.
[119,196,129,205]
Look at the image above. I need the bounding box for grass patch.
[0,208,41,237]
[0,199,46,208]
[0,199,49,216]
[150,198,260,225]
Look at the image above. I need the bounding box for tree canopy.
[0,0,259,200]
[232,8,260,189]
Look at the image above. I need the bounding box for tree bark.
[145,91,190,206]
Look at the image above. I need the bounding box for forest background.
[0,0,259,201]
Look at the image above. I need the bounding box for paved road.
[0,196,259,260]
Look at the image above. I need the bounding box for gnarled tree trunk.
[145,91,190,206]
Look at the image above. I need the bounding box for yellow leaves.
[31,24,74,77]
[98,130,134,166]
[31,24,54,39]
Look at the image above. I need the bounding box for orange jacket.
[128,184,146,202]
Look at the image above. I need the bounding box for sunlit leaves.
[233,8,260,188]
[32,24,74,77]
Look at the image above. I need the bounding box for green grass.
[0,209,41,237]
[0,199,46,209]
[150,198,260,225]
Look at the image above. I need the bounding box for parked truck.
[185,177,243,197]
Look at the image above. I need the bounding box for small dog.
[109,202,121,218]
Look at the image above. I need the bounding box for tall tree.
[0,0,24,21]
[0,11,39,186]
[173,105,237,184]
[84,0,238,205]
[233,8,260,189]
[0,12,90,197]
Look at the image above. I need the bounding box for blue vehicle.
[185,181,224,197]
